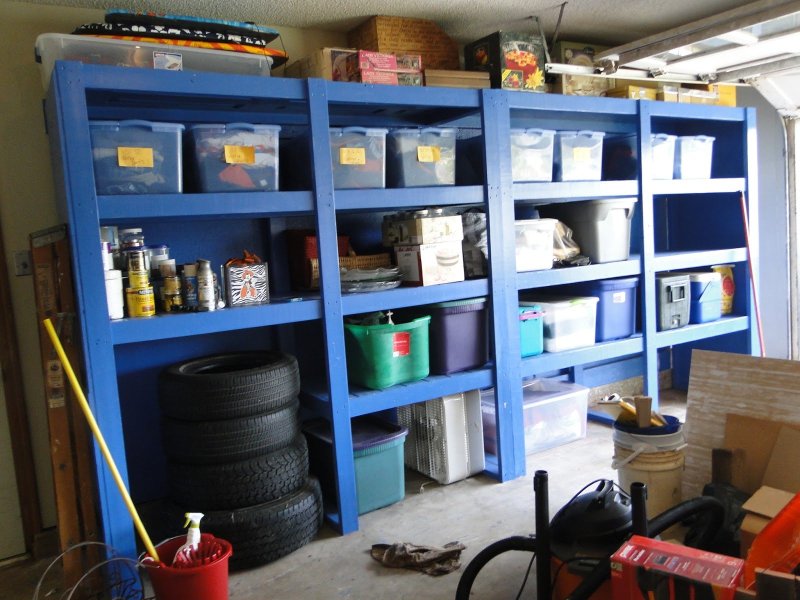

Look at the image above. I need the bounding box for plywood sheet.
[684,350,800,500]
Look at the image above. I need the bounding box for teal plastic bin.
[303,417,408,515]
[519,305,544,357]
[344,315,430,389]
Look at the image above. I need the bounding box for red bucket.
[142,534,233,600]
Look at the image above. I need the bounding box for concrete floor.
[2,391,687,600]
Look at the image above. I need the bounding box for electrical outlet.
[13,250,32,276]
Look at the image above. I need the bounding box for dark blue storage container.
[685,272,722,324]
[569,277,638,342]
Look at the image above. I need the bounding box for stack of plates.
[340,266,402,293]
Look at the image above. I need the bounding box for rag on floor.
[370,541,466,576]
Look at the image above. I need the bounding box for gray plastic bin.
[539,198,637,264]
[656,273,690,330]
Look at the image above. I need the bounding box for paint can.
[101,241,114,271]
[127,249,149,273]
[163,291,183,312]
[710,264,735,314]
[126,286,156,318]
[128,270,150,289]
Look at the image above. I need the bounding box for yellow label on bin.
[417,146,441,163]
[572,147,591,161]
[117,147,154,168]
[224,145,255,164]
[339,147,366,165]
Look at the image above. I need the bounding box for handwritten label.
[392,331,410,357]
[572,147,592,161]
[117,147,154,168]
[339,147,366,165]
[224,145,256,164]
[417,146,441,163]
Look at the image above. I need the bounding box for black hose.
[630,482,648,537]
[534,471,551,600]
[648,496,725,548]
[454,535,537,600]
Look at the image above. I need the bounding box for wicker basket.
[308,253,392,289]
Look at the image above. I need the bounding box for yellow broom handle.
[43,318,160,562]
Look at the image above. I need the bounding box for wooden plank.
[31,226,101,591]
[755,568,799,600]
[0,211,42,552]
[684,350,800,501]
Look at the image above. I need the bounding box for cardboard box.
[383,214,463,246]
[396,54,423,71]
[740,485,795,557]
[657,85,680,102]
[424,69,491,89]
[464,31,547,93]
[686,83,737,107]
[347,49,398,72]
[347,15,459,70]
[395,242,464,286]
[285,47,356,81]
[610,535,744,600]
[352,68,399,85]
[397,72,423,86]
[551,41,614,96]
[607,85,657,100]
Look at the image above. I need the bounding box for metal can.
[128,270,150,289]
[711,264,735,314]
[163,291,183,312]
[162,275,181,294]
[126,286,156,318]
[126,249,148,273]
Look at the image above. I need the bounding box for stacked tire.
[159,351,322,570]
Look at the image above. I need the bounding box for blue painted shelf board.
[335,186,485,211]
[342,279,490,315]
[655,316,749,348]
[652,248,747,271]
[517,259,640,289]
[520,337,644,378]
[514,180,638,202]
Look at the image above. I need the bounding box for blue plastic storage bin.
[187,123,280,192]
[569,277,638,342]
[519,306,544,357]
[386,128,456,187]
[303,417,408,515]
[89,120,184,194]
[330,127,388,189]
[683,272,722,324]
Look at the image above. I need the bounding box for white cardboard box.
[383,214,463,246]
[395,241,464,286]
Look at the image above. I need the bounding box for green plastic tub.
[344,316,430,389]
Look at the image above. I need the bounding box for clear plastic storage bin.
[554,130,605,181]
[386,128,456,187]
[330,127,388,189]
[89,120,184,195]
[651,134,677,179]
[481,379,589,455]
[515,218,557,271]
[602,133,676,180]
[36,33,273,91]
[674,135,715,179]
[187,123,280,192]
[510,128,555,182]
[521,296,599,352]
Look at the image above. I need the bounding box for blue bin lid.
[90,119,185,133]
[574,277,639,292]
[390,127,456,137]
[303,417,407,451]
[613,414,681,435]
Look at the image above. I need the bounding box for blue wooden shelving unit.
[44,61,758,560]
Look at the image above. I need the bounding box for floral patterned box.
[464,31,547,93]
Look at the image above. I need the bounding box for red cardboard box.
[353,68,399,85]
[348,50,397,73]
[610,536,744,600]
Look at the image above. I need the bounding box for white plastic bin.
[510,128,555,182]
[554,130,605,181]
[481,379,589,455]
[539,198,637,264]
[651,134,677,180]
[674,135,715,179]
[515,218,557,271]
[521,296,599,352]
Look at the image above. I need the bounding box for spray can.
[182,263,198,308]
[197,259,216,311]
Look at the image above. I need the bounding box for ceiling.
[25,0,757,47]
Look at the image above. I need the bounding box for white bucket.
[612,424,686,518]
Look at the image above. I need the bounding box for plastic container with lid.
[539,198,637,264]
[481,379,589,455]
[515,218,557,271]
[89,120,184,195]
[510,128,555,182]
[567,277,639,342]
[187,123,281,192]
[104,270,124,320]
[602,133,676,181]
[330,127,388,189]
[521,296,599,352]
[554,130,605,181]
[519,305,544,357]
[386,128,456,187]
[303,416,408,515]
[674,135,715,179]
[673,271,722,324]
[344,315,430,389]
[395,298,488,375]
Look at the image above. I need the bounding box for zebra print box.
[225,262,269,306]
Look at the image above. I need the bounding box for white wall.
[739,86,790,359]
[0,0,345,543]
